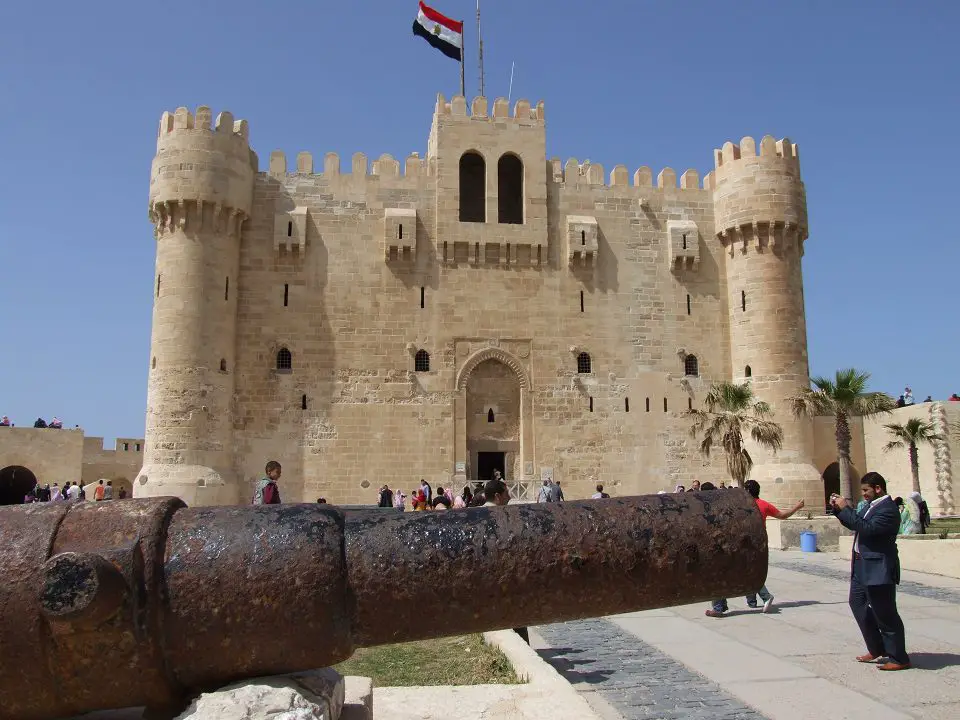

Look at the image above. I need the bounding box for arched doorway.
[466,359,521,489]
[0,465,37,505]
[821,461,862,509]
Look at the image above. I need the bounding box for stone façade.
[135,94,826,509]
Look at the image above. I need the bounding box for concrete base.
[839,533,960,578]
[767,516,851,551]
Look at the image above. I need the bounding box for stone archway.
[455,347,534,500]
[0,465,37,505]
[466,359,521,483]
[821,462,861,509]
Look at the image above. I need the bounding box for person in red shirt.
[706,480,804,617]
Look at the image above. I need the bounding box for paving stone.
[535,618,767,719]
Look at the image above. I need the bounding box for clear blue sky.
[2,1,958,441]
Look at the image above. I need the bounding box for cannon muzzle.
[0,491,766,718]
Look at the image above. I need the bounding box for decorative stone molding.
[456,347,530,391]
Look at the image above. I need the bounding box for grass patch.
[334,634,521,687]
[929,517,960,533]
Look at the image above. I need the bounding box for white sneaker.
[763,596,775,614]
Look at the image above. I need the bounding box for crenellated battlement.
[712,135,800,181]
[554,159,706,191]
[156,106,251,151]
[265,150,430,180]
[433,93,545,124]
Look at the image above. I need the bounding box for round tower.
[135,106,255,505]
[712,135,822,510]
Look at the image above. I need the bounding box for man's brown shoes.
[877,662,911,671]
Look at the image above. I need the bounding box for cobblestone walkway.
[769,555,960,605]
[535,619,767,720]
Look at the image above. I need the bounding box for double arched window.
[458,151,524,225]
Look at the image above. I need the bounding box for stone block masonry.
[135,95,823,507]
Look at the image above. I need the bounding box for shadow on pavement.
[910,652,960,670]
[535,648,614,685]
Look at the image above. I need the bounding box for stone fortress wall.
[134,93,825,510]
[0,427,143,500]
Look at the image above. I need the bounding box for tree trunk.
[909,442,921,494]
[836,411,853,500]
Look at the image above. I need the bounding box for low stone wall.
[838,534,960,579]
[766,516,851,551]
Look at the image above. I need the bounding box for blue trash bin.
[799,530,818,553]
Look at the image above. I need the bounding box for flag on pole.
[412,1,463,61]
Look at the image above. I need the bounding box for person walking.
[830,472,910,671]
[253,460,282,505]
[706,480,804,616]
[94,479,105,502]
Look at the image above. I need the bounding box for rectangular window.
[284,283,289,307]
[580,291,584,313]
[686,294,691,315]
[123,442,129,451]
[663,398,668,412]
[225,276,229,301]
[625,398,630,412]
[420,287,425,309]
[301,394,307,410]
[287,221,293,237]
[135,443,141,451]
[589,396,594,413]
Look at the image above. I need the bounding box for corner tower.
[712,135,821,508]
[136,106,255,505]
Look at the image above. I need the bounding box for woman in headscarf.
[898,494,922,535]
[910,491,930,534]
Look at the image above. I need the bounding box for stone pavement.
[533,551,960,720]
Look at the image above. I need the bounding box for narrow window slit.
[686,294,691,315]
[420,287,425,309]
[283,283,289,307]
[580,290,584,313]
[645,397,650,412]
[301,394,307,410]
[225,276,229,301]
[287,221,293,237]
[663,398,668,412]
[398,224,403,240]
[625,398,630,412]
[742,290,746,312]
[589,396,594,413]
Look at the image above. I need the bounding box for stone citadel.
[131,94,956,513]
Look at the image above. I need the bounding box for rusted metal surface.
[0,490,765,719]
[345,491,767,646]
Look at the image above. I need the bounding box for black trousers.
[849,573,909,664]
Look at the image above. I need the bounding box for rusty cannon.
[0,491,766,719]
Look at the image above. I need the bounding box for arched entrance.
[821,461,862,508]
[455,347,534,500]
[466,359,520,483]
[0,465,37,505]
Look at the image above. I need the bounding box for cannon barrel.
[0,491,766,719]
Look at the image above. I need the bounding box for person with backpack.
[253,460,282,505]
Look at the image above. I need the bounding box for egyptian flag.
[413,2,463,61]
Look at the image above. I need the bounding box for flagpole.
[476,0,485,97]
[459,24,466,97]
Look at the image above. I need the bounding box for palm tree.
[884,418,940,495]
[687,382,784,488]
[790,369,895,500]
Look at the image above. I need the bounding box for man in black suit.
[830,472,910,671]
